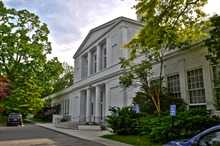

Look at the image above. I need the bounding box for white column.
[95,85,101,123]
[88,51,92,76]
[86,88,91,122]
[105,83,110,116]
[97,45,101,72]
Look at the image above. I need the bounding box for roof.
[73,16,143,58]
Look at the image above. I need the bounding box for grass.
[102,134,162,146]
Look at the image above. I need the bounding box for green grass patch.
[101,134,162,146]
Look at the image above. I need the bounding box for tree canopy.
[0,1,65,115]
[205,15,220,65]
[120,0,208,114]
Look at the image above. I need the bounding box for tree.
[0,76,10,101]
[205,15,220,65]
[0,2,64,115]
[53,62,74,93]
[120,0,208,115]
[205,15,220,108]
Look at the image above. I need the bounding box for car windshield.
[9,113,21,118]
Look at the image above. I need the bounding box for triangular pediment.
[73,17,142,58]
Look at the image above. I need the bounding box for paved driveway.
[0,125,105,146]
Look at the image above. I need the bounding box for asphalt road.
[0,125,105,146]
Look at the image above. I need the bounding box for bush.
[138,110,220,143]
[106,106,142,135]
[133,87,186,114]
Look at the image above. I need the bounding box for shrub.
[133,87,186,114]
[139,110,220,143]
[106,106,142,135]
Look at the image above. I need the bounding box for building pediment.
[73,17,142,58]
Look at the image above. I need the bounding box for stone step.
[55,121,78,130]
[78,125,101,131]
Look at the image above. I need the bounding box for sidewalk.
[36,123,132,146]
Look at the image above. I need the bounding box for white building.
[49,16,219,124]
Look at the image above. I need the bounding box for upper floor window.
[187,68,206,104]
[81,54,88,79]
[100,40,107,70]
[167,74,181,98]
[91,49,97,74]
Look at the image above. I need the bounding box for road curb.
[36,123,132,146]
[36,123,107,146]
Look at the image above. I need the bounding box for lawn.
[102,134,162,146]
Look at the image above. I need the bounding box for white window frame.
[167,74,181,98]
[187,68,206,105]
[100,40,107,70]
[213,65,220,101]
[91,49,97,74]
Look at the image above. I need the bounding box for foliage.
[33,107,54,122]
[205,15,220,65]
[0,113,7,126]
[134,86,186,114]
[107,107,220,143]
[138,110,220,143]
[0,76,10,100]
[0,2,64,115]
[120,0,208,115]
[52,62,74,94]
[106,106,142,135]
[205,15,220,108]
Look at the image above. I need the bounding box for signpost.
[170,104,176,128]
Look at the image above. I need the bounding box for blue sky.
[2,0,220,65]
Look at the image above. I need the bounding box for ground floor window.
[213,65,220,106]
[167,74,181,98]
[187,68,206,104]
[64,99,69,115]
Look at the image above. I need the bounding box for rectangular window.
[187,68,206,104]
[167,74,181,98]
[63,99,69,115]
[81,54,88,79]
[91,50,97,74]
[100,40,107,70]
[213,65,220,101]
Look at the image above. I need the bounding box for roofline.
[73,16,143,58]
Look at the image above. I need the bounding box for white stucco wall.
[151,47,215,109]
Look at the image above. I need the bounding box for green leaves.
[0,2,66,115]
[120,0,208,115]
[205,15,220,65]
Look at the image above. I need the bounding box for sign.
[132,104,140,113]
[170,104,176,117]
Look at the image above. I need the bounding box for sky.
[3,0,220,66]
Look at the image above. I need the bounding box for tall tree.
[0,1,63,115]
[120,0,208,114]
[53,62,74,93]
[205,15,220,65]
[205,15,220,108]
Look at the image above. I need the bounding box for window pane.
[187,68,206,104]
[167,74,181,98]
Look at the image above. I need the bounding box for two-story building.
[50,17,143,124]
[49,16,220,124]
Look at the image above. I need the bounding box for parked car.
[7,113,23,126]
[164,125,220,146]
